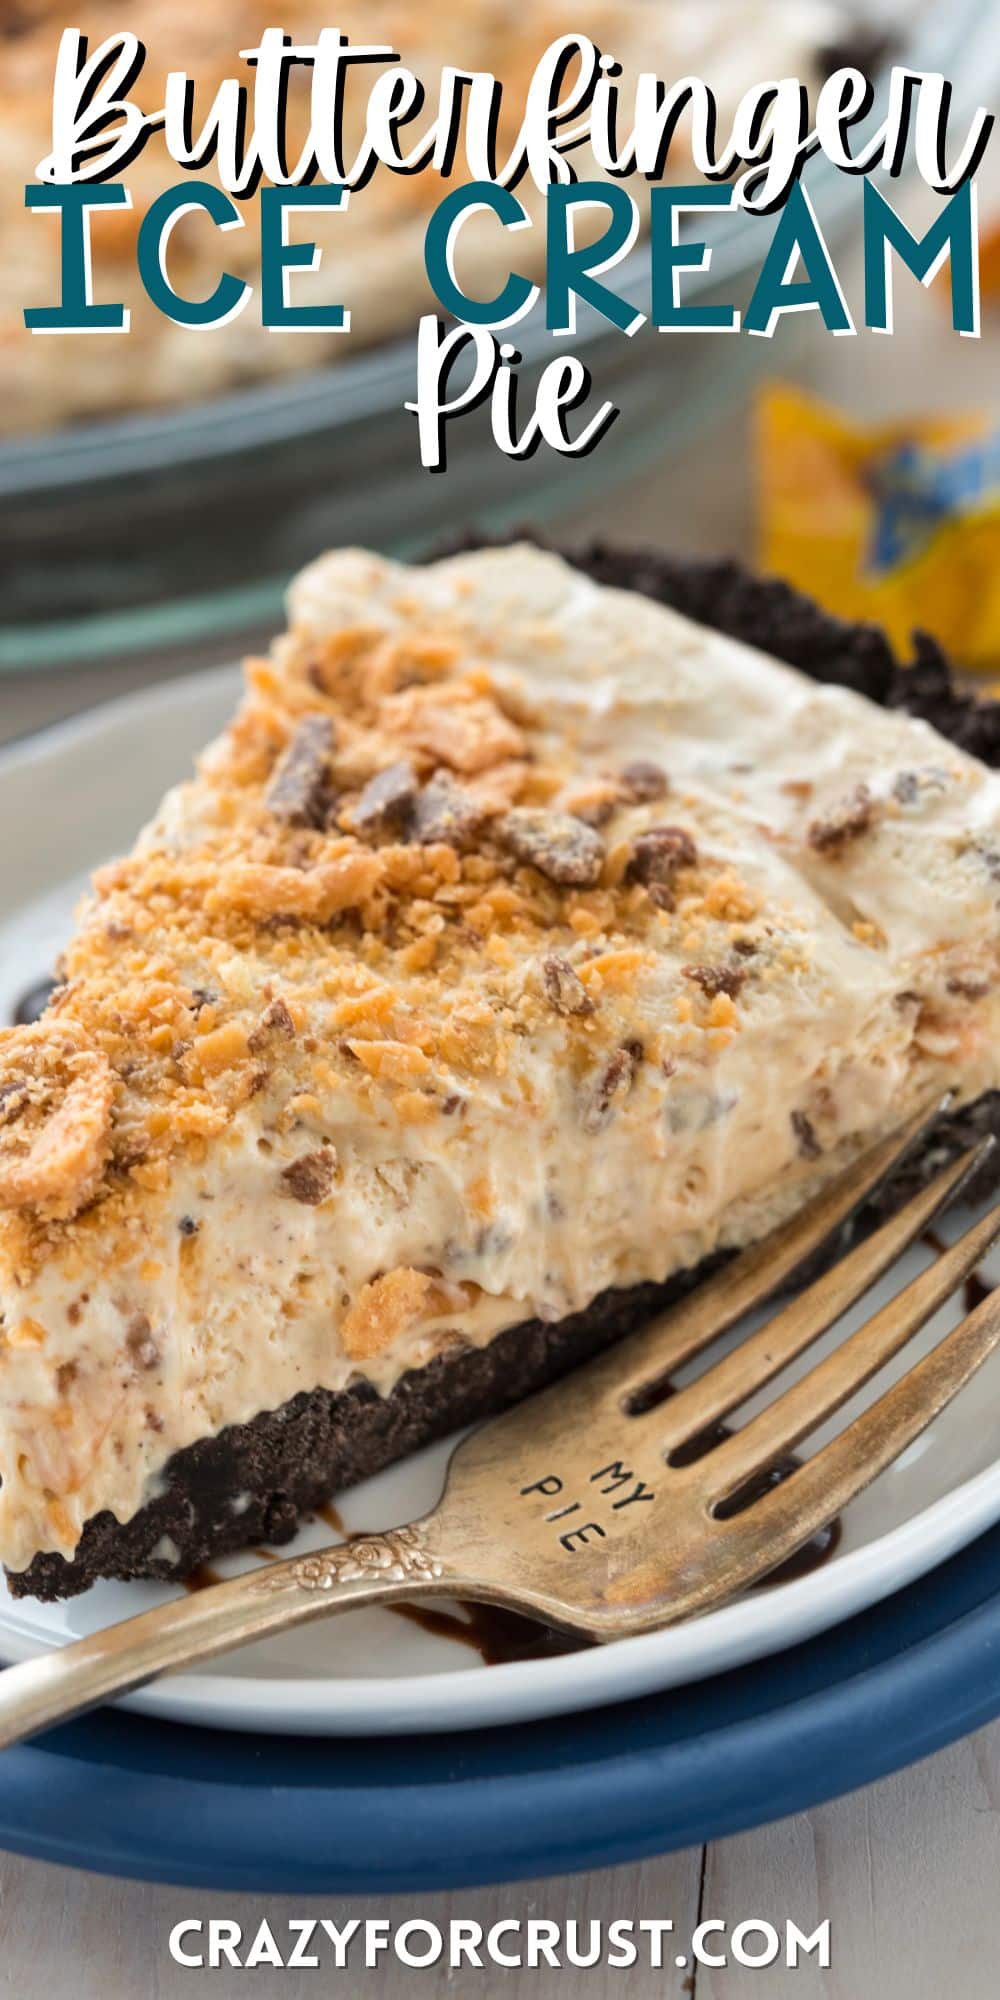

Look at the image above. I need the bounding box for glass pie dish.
[0,0,990,673]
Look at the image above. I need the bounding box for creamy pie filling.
[1,542,999,1573]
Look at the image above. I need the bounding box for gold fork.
[1,1097,999,1749]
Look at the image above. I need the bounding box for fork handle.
[0,1526,470,1750]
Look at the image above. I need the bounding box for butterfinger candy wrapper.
[757,384,1000,674]
[979,214,1000,304]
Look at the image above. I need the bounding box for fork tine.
[712,1281,1000,1593]
[698,1196,1000,1505]
[615,1093,953,1407]
[655,1141,990,1450]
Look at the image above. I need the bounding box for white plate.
[2,670,1000,1738]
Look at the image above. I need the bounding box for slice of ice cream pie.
[3,541,1000,1598]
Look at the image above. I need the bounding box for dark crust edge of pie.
[11,541,1000,1600]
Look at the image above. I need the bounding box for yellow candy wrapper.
[757,384,1000,675]
[981,220,1000,305]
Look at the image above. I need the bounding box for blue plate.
[3,1519,1000,1890]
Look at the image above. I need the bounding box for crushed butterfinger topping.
[411,772,486,848]
[620,759,669,802]
[281,1148,337,1205]
[582,1040,643,1134]
[683,961,746,1001]
[0,554,792,1269]
[264,714,336,828]
[351,759,418,837]
[0,1022,114,1222]
[626,825,699,911]
[542,955,597,1018]
[807,784,875,855]
[497,808,605,887]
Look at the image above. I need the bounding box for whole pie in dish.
[2,540,1000,1599]
[4,0,849,432]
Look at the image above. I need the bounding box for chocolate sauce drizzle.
[387,1500,842,1668]
[922,1227,996,1318]
[11,977,57,1026]
[390,1600,580,1664]
[183,1563,223,1594]
[964,1269,993,1314]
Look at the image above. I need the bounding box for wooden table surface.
[2,178,999,1996]
[1,1725,998,1997]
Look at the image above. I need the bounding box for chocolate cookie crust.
[11,544,1000,1600]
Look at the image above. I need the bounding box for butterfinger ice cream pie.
[3,541,1000,1599]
